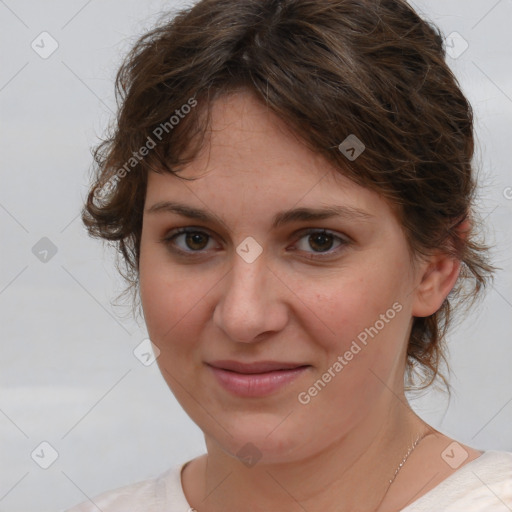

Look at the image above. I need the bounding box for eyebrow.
[145,201,374,229]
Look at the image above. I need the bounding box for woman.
[68,0,512,510]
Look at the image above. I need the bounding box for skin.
[138,90,481,512]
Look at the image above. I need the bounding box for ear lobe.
[412,215,469,317]
[412,254,461,318]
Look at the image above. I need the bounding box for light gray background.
[1,1,511,511]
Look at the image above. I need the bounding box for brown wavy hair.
[82,0,494,389]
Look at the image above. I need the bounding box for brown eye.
[308,232,335,252]
[162,228,217,254]
[294,229,348,258]
[183,231,209,250]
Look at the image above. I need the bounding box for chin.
[204,414,315,466]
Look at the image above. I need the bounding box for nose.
[213,252,289,343]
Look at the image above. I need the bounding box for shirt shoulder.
[63,462,192,512]
[403,450,512,511]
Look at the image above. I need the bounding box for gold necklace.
[373,430,431,512]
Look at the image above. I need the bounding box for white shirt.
[65,450,512,511]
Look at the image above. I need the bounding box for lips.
[208,360,308,374]
[206,360,310,397]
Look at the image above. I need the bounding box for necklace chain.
[368,430,430,512]
[372,429,431,512]
[388,430,430,485]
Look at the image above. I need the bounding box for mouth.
[206,360,311,397]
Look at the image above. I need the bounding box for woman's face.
[139,91,432,463]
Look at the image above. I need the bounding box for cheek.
[138,243,201,343]
[295,277,409,425]
[140,271,200,341]
[297,268,404,348]
[294,256,411,394]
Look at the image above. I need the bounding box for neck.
[190,396,427,512]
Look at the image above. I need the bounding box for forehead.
[145,91,394,222]
[192,91,331,181]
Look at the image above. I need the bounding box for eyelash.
[161,227,350,260]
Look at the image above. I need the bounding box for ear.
[411,217,471,317]
[411,252,461,317]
